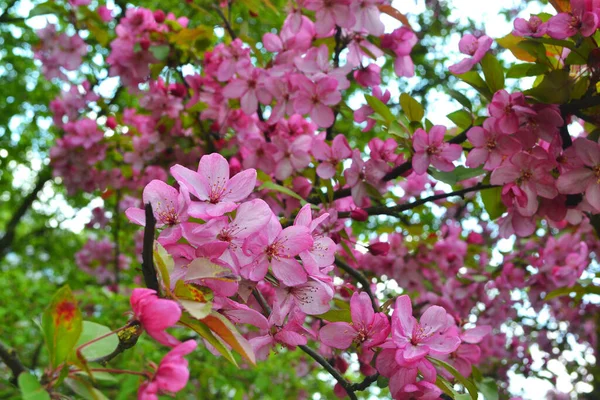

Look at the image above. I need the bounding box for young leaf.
[428,357,479,400]
[42,285,83,368]
[480,53,505,93]
[315,309,352,323]
[456,71,492,100]
[447,89,473,111]
[74,321,119,361]
[201,312,256,365]
[18,373,51,400]
[506,63,549,79]
[174,281,214,320]
[179,313,238,367]
[447,110,472,129]
[428,166,485,185]
[149,45,171,61]
[365,95,395,124]
[153,241,173,294]
[480,184,505,220]
[477,377,499,400]
[400,93,424,122]
[259,181,307,205]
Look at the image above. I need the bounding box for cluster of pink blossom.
[74,237,130,284]
[34,24,87,80]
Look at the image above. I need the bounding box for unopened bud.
[368,242,390,256]
[153,10,165,23]
[350,208,369,221]
[106,116,117,130]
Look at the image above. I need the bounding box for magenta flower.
[557,138,600,212]
[294,204,336,271]
[242,215,313,286]
[350,0,385,36]
[381,27,418,77]
[222,66,271,116]
[466,118,521,171]
[312,134,352,179]
[276,279,334,316]
[448,34,493,75]
[304,0,355,36]
[125,180,190,245]
[130,288,182,347]
[513,15,548,37]
[319,292,390,350]
[293,76,342,128]
[354,87,391,132]
[249,306,310,360]
[411,125,462,175]
[170,153,257,218]
[272,134,313,180]
[391,295,460,362]
[488,90,536,134]
[547,0,599,39]
[138,340,197,400]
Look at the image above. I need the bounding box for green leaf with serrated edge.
[400,93,424,122]
[42,285,83,368]
[477,377,499,400]
[174,281,214,319]
[506,63,550,79]
[153,241,173,294]
[74,321,118,361]
[447,110,472,129]
[428,356,478,400]
[480,177,505,220]
[447,89,472,110]
[19,373,51,400]
[259,181,307,204]
[365,95,394,124]
[201,312,256,365]
[456,71,492,100]
[316,309,351,323]
[179,313,238,366]
[480,53,505,93]
[428,166,485,186]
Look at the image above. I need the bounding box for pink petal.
[271,257,308,286]
[170,164,209,201]
[319,322,356,349]
[223,169,257,202]
[350,291,375,328]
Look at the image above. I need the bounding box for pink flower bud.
[106,116,117,130]
[368,242,390,256]
[153,10,166,23]
[350,208,369,221]
[330,232,341,244]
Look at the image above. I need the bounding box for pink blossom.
[448,34,493,74]
[547,0,599,39]
[170,153,257,218]
[276,279,334,316]
[353,64,381,87]
[319,292,390,350]
[381,27,418,77]
[130,288,182,347]
[391,295,460,362]
[294,204,336,270]
[354,87,391,132]
[488,90,536,134]
[223,66,271,116]
[138,340,197,399]
[513,15,548,37]
[557,138,600,212]
[411,126,462,175]
[466,118,521,170]
[304,0,355,36]
[350,0,385,36]
[293,76,341,127]
[97,5,113,22]
[272,134,313,180]
[312,134,352,179]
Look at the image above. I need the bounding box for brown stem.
[334,257,377,311]
[0,339,27,385]
[141,203,159,292]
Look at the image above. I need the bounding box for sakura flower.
[241,215,313,286]
[293,75,342,128]
[125,180,190,245]
[170,153,257,218]
[138,340,197,400]
[513,15,548,37]
[130,288,182,347]
[547,0,599,39]
[319,292,390,350]
[350,0,385,36]
[294,204,336,270]
[488,90,536,135]
[411,126,462,175]
[222,66,271,116]
[381,27,418,77]
[304,0,355,36]
[557,138,600,212]
[354,87,391,132]
[391,295,460,362]
[276,279,334,316]
[272,134,313,180]
[312,134,352,179]
[448,34,493,75]
[466,118,521,170]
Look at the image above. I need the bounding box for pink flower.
[547,0,599,39]
[276,279,334,316]
[293,75,342,127]
[304,0,355,36]
[97,5,113,22]
[241,215,313,286]
[138,340,197,400]
[222,66,271,116]
[411,126,462,175]
[294,204,336,270]
[170,153,257,218]
[353,64,381,87]
[381,27,418,77]
[272,134,313,180]
[466,118,521,170]
[354,87,391,132]
[448,34,493,74]
[513,15,548,37]
[319,292,390,350]
[125,180,190,245]
[488,90,536,135]
[130,288,182,347]
[557,138,600,212]
[391,295,460,362]
[350,0,385,36]
[312,134,352,179]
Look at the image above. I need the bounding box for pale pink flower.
[412,126,462,175]
[557,138,600,212]
[466,118,521,170]
[350,0,385,36]
[293,76,341,127]
[223,66,271,116]
[293,204,336,270]
[312,134,352,179]
[304,0,355,36]
[448,34,493,75]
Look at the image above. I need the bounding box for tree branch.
[213,4,237,40]
[334,257,377,311]
[0,339,26,385]
[141,203,159,292]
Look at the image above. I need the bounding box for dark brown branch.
[0,339,26,385]
[350,372,379,391]
[213,4,237,40]
[0,166,52,259]
[141,203,159,292]
[337,184,497,219]
[334,257,377,311]
[560,95,600,114]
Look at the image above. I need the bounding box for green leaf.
[201,312,256,365]
[428,357,478,400]
[516,40,551,65]
[28,1,66,18]
[480,53,505,92]
[74,322,118,361]
[447,110,472,129]
[259,181,307,205]
[506,63,550,79]
[174,281,214,320]
[477,377,499,400]
[480,183,505,220]
[65,377,109,400]
[400,93,424,122]
[42,285,83,368]
[545,284,600,300]
[365,95,395,124]
[149,45,171,61]
[497,33,536,62]
[179,313,238,366]
[316,309,352,323]
[525,70,572,104]
[456,71,492,100]
[185,258,239,282]
[153,241,173,295]
[18,373,51,400]
[428,166,485,186]
[447,89,473,111]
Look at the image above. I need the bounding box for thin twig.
[334,257,377,311]
[0,340,26,385]
[213,4,237,39]
[141,203,159,292]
